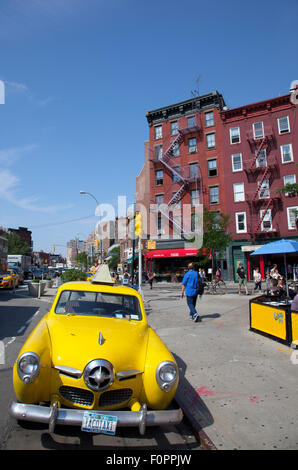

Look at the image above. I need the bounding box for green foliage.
[107,246,120,270]
[74,252,89,269]
[61,268,87,283]
[2,231,30,255]
[276,183,298,197]
[200,208,232,278]
[202,208,232,254]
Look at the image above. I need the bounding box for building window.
[172,142,180,157]
[287,206,298,230]
[284,174,296,196]
[206,132,216,149]
[187,116,195,128]
[209,186,219,204]
[233,182,245,202]
[155,194,164,206]
[189,162,198,178]
[155,169,163,186]
[256,148,267,167]
[155,145,162,159]
[232,153,242,171]
[188,137,197,153]
[258,179,270,199]
[154,125,162,140]
[253,121,264,139]
[171,121,179,136]
[208,159,217,177]
[277,116,290,134]
[235,212,247,233]
[191,189,200,207]
[230,127,240,144]
[205,111,214,127]
[172,166,181,183]
[281,143,293,163]
[260,209,272,232]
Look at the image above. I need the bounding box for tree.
[2,231,30,255]
[201,208,232,278]
[107,246,120,271]
[74,252,88,269]
[276,183,298,197]
[61,268,87,283]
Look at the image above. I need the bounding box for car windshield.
[55,290,142,320]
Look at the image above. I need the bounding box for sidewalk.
[143,284,298,450]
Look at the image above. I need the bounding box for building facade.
[142,91,227,277]
[221,91,298,280]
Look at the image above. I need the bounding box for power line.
[29,214,97,229]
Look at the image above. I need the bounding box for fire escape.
[150,117,202,238]
[245,126,280,238]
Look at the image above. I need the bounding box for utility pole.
[130,203,136,281]
[135,212,143,298]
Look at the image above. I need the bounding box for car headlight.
[17,352,40,384]
[156,361,178,392]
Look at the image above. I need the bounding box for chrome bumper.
[10,401,183,435]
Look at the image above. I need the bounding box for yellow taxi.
[10,265,181,435]
[0,269,19,289]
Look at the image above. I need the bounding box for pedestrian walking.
[252,267,262,294]
[147,271,154,289]
[181,263,202,322]
[236,263,249,295]
[265,270,271,295]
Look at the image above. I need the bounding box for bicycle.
[204,279,227,294]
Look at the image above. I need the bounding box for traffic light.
[135,213,142,238]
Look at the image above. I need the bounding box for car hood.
[46,315,149,373]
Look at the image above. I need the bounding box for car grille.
[59,386,94,407]
[99,388,133,407]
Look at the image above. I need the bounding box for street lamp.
[79,190,99,207]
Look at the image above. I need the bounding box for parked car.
[0,269,19,289]
[10,266,24,284]
[10,279,182,435]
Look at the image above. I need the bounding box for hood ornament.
[98,332,105,346]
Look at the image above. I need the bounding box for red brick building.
[221,91,298,280]
[142,91,227,277]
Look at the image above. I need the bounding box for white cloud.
[0,146,74,213]
[0,144,38,166]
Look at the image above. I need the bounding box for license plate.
[81,411,117,435]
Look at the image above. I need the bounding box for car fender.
[13,317,52,404]
[140,327,179,410]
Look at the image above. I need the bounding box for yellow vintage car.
[0,269,19,289]
[10,266,182,435]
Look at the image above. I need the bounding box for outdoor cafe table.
[249,295,298,347]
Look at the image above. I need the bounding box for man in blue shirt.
[181,263,201,322]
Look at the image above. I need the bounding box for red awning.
[145,248,207,259]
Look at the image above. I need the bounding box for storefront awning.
[145,248,207,259]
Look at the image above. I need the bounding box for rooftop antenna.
[191,74,202,98]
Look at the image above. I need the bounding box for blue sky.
[0,0,297,255]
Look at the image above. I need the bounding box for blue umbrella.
[250,239,298,297]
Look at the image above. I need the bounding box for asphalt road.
[0,285,200,451]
